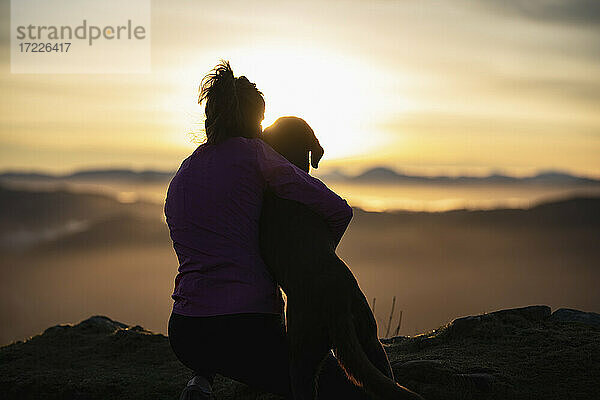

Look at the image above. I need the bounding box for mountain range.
[319,167,600,185]
[0,169,174,183]
[1,167,599,185]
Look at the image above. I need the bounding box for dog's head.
[261,117,324,173]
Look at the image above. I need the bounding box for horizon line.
[2,165,600,181]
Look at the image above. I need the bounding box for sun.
[230,47,391,160]
[165,44,403,161]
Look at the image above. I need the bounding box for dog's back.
[260,191,337,293]
[260,190,423,400]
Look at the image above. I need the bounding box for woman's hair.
[199,61,265,144]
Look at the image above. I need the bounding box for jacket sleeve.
[255,139,353,246]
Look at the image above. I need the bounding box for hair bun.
[198,61,265,144]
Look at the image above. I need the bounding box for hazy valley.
[1,169,599,345]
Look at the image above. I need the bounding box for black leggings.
[168,312,369,399]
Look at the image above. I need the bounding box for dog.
[260,117,424,400]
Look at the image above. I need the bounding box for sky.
[0,0,599,177]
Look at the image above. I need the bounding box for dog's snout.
[311,144,324,169]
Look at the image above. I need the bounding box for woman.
[165,61,358,399]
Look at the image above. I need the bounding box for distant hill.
[0,168,174,183]
[0,185,160,228]
[1,306,598,399]
[31,213,169,253]
[2,167,600,185]
[0,185,163,250]
[353,196,600,228]
[318,167,600,185]
[0,185,126,230]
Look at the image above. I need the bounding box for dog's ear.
[307,127,324,169]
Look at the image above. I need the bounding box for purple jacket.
[164,137,353,316]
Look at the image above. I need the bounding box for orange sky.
[1,0,599,177]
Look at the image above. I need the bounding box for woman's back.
[165,137,282,317]
[167,137,265,254]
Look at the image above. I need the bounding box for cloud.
[501,78,600,109]
[479,0,600,27]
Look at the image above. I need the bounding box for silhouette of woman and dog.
[165,61,424,400]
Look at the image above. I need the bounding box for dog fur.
[260,117,424,400]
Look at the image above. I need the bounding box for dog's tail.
[330,316,425,400]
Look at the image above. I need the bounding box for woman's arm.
[255,139,353,246]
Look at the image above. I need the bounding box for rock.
[488,305,551,321]
[550,308,600,327]
[75,315,129,334]
[448,315,482,336]
[447,305,551,337]
[130,325,146,332]
[43,324,72,336]
[43,315,129,336]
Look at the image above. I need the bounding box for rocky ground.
[1,305,599,400]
